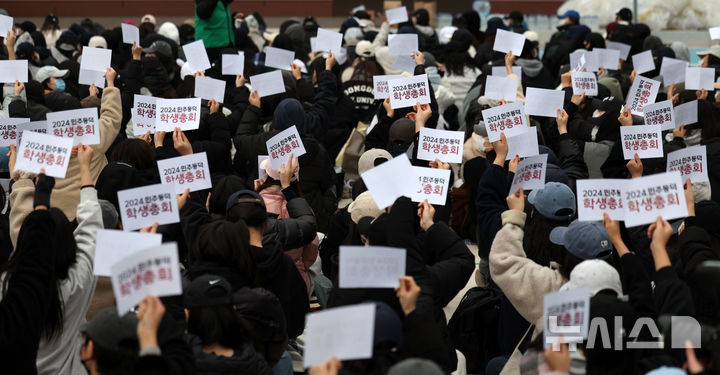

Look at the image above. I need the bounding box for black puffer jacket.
[186,334,272,375]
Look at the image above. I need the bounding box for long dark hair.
[444,49,475,76]
[1,207,77,339]
[109,139,156,170]
[523,210,580,280]
[350,59,384,82]
[41,14,60,33]
[226,200,268,228]
[188,303,256,350]
[191,220,258,285]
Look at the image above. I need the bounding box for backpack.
[447,286,502,374]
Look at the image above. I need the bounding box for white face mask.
[234,19,243,29]
[592,110,604,118]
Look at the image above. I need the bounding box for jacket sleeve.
[270,192,317,251]
[179,199,212,249]
[423,221,474,308]
[556,133,589,191]
[475,164,509,249]
[400,310,452,371]
[8,96,26,118]
[9,173,36,250]
[653,266,695,317]
[66,188,103,296]
[232,105,271,164]
[364,113,393,151]
[195,0,217,19]
[0,210,56,348]
[618,252,655,318]
[489,210,566,327]
[97,87,122,154]
[304,70,338,139]
[372,22,390,48]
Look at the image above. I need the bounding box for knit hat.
[550,220,613,259]
[358,149,392,175]
[145,40,173,59]
[15,42,36,60]
[141,14,157,28]
[88,35,107,49]
[388,118,415,144]
[388,359,444,375]
[98,199,119,229]
[158,22,180,45]
[355,40,374,57]
[81,307,138,352]
[485,17,508,36]
[273,99,306,135]
[348,191,383,224]
[259,157,298,182]
[527,182,576,221]
[184,274,233,307]
[344,27,364,46]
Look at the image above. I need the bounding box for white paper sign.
[94,229,162,276]
[250,70,286,97]
[388,74,431,109]
[388,34,418,56]
[0,117,30,146]
[482,101,529,142]
[316,28,343,55]
[409,167,451,205]
[506,127,539,160]
[493,29,525,56]
[265,46,295,71]
[543,288,591,347]
[660,57,688,86]
[710,26,720,40]
[266,126,307,169]
[310,37,318,52]
[339,246,406,288]
[303,303,376,367]
[492,65,522,85]
[361,153,412,209]
[510,153,548,193]
[685,67,715,91]
[576,179,626,221]
[525,88,564,118]
[571,71,598,96]
[373,74,403,99]
[643,100,675,131]
[625,76,660,116]
[121,23,140,45]
[593,48,620,70]
[117,183,180,231]
[194,75,226,103]
[667,146,709,183]
[132,95,157,135]
[631,50,655,75]
[391,55,416,74]
[17,121,49,142]
[570,50,599,72]
[620,125,663,160]
[155,98,201,131]
[46,107,100,145]
[623,171,688,227]
[183,40,211,72]
[111,243,182,314]
[417,127,464,163]
[385,6,408,24]
[0,15,13,37]
[14,131,73,178]
[79,47,112,88]
[0,60,28,83]
[674,100,698,126]
[606,41,631,60]
[222,52,245,76]
[157,152,212,193]
[484,75,518,102]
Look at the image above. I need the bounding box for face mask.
[234,18,243,29]
[54,79,66,93]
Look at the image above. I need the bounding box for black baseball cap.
[592,96,623,112]
[184,274,234,308]
[616,8,632,21]
[225,189,266,214]
[81,307,138,352]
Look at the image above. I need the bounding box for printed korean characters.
[570,71,598,96]
[625,76,660,116]
[373,75,403,99]
[46,107,100,145]
[666,146,709,183]
[157,152,212,194]
[15,131,73,178]
[623,171,688,227]
[0,117,30,146]
[417,128,464,163]
[510,154,548,193]
[117,183,180,231]
[620,125,663,160]
[643,100,675,131]
[543,288,591,347]
[16,121,48,141]
[110,243,182,314]
[266,125,307,169]
[339,246,406,288]
[155,98,201,131]
[132,95,157,135]
[576,179,626,221]
[387,74,431,109]
[482,101,528,142]
[409,167,451,206]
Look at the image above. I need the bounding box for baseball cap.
[527,182,576,221]
[184,274,233,307]
[355,40,374,58]
[259,158,298,182]
[144,40,173,59]
[35,66,70,83]
[616,8,633,21]
[358,149,392,175]
[560,259,623,296]
[592,96,623,112]
[558,10,580,20]
[226,189,266,214]
[438,26,458,45]
[549,220,613,259]
[88,35,107,49]
[347,191,384,224]
[81,307,139,352]
[697,45,720,59]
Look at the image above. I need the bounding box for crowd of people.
[0,1,719,374]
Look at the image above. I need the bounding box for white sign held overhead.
[339,246,406,288]
[387,74,431,109]
[373,74,403,99]
[110,243,182,314]
[525,88,564,118]
[666,145,709,183]
[94,229,162,276]
[79,47,112,88]
[121,23,140,45]
[303,304,376,367]
[606,41,631,60]
[16,121,49,142]
[361,153,412,209]
[155,98,201,131]
[571,71,598,96]
[643,100,675,131]
[265,46,295,71]
[14,131,73,178]
[491,65,522,85]
[625,76,661,116]
[46,107,101,145]
[710,26,720,40]
[388,34,418,56]
[194,75,227,103]
[685,67,715,91]
[0,15,13,37]
[315,28,343,55]
[249,70,286,98]
[506,127,540,160]
[593,48,620,70]
[132,95,157,135]
[157,152,212,194]
[660,57,688,86]
[570,50,599,72]
[484,75,518,102]
[391,55,417,74]
[631,50,655,75]
[622,171,688,227]
[182,40,211,72]
[385,6,409,24]
[0,118,30,147]
[409,167,451,206]
[117,183,180,231]
[543,288,591,347]
[493,29,525,56]
[620,125,663,160]
[510,153,548,193]
[576,179,626,221]
[221,52,245,76]
[482,101,529,142]
[265,125,307,169]
[0,60,28,83]
[674,100,698,127]
[417,127,464,164]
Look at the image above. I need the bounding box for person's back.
[194,0,235,49]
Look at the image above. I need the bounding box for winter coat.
[195,0,235,48]
[185,333,272,375]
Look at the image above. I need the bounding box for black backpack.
[447,286,502,374]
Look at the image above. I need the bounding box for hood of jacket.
[515,58,544,77]
[273,98,307,135]
[186,334,272,375]
[415,24,435,38]
[259,189,288,218]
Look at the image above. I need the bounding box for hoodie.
[185,334,272,375]
[514,58,556,90]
